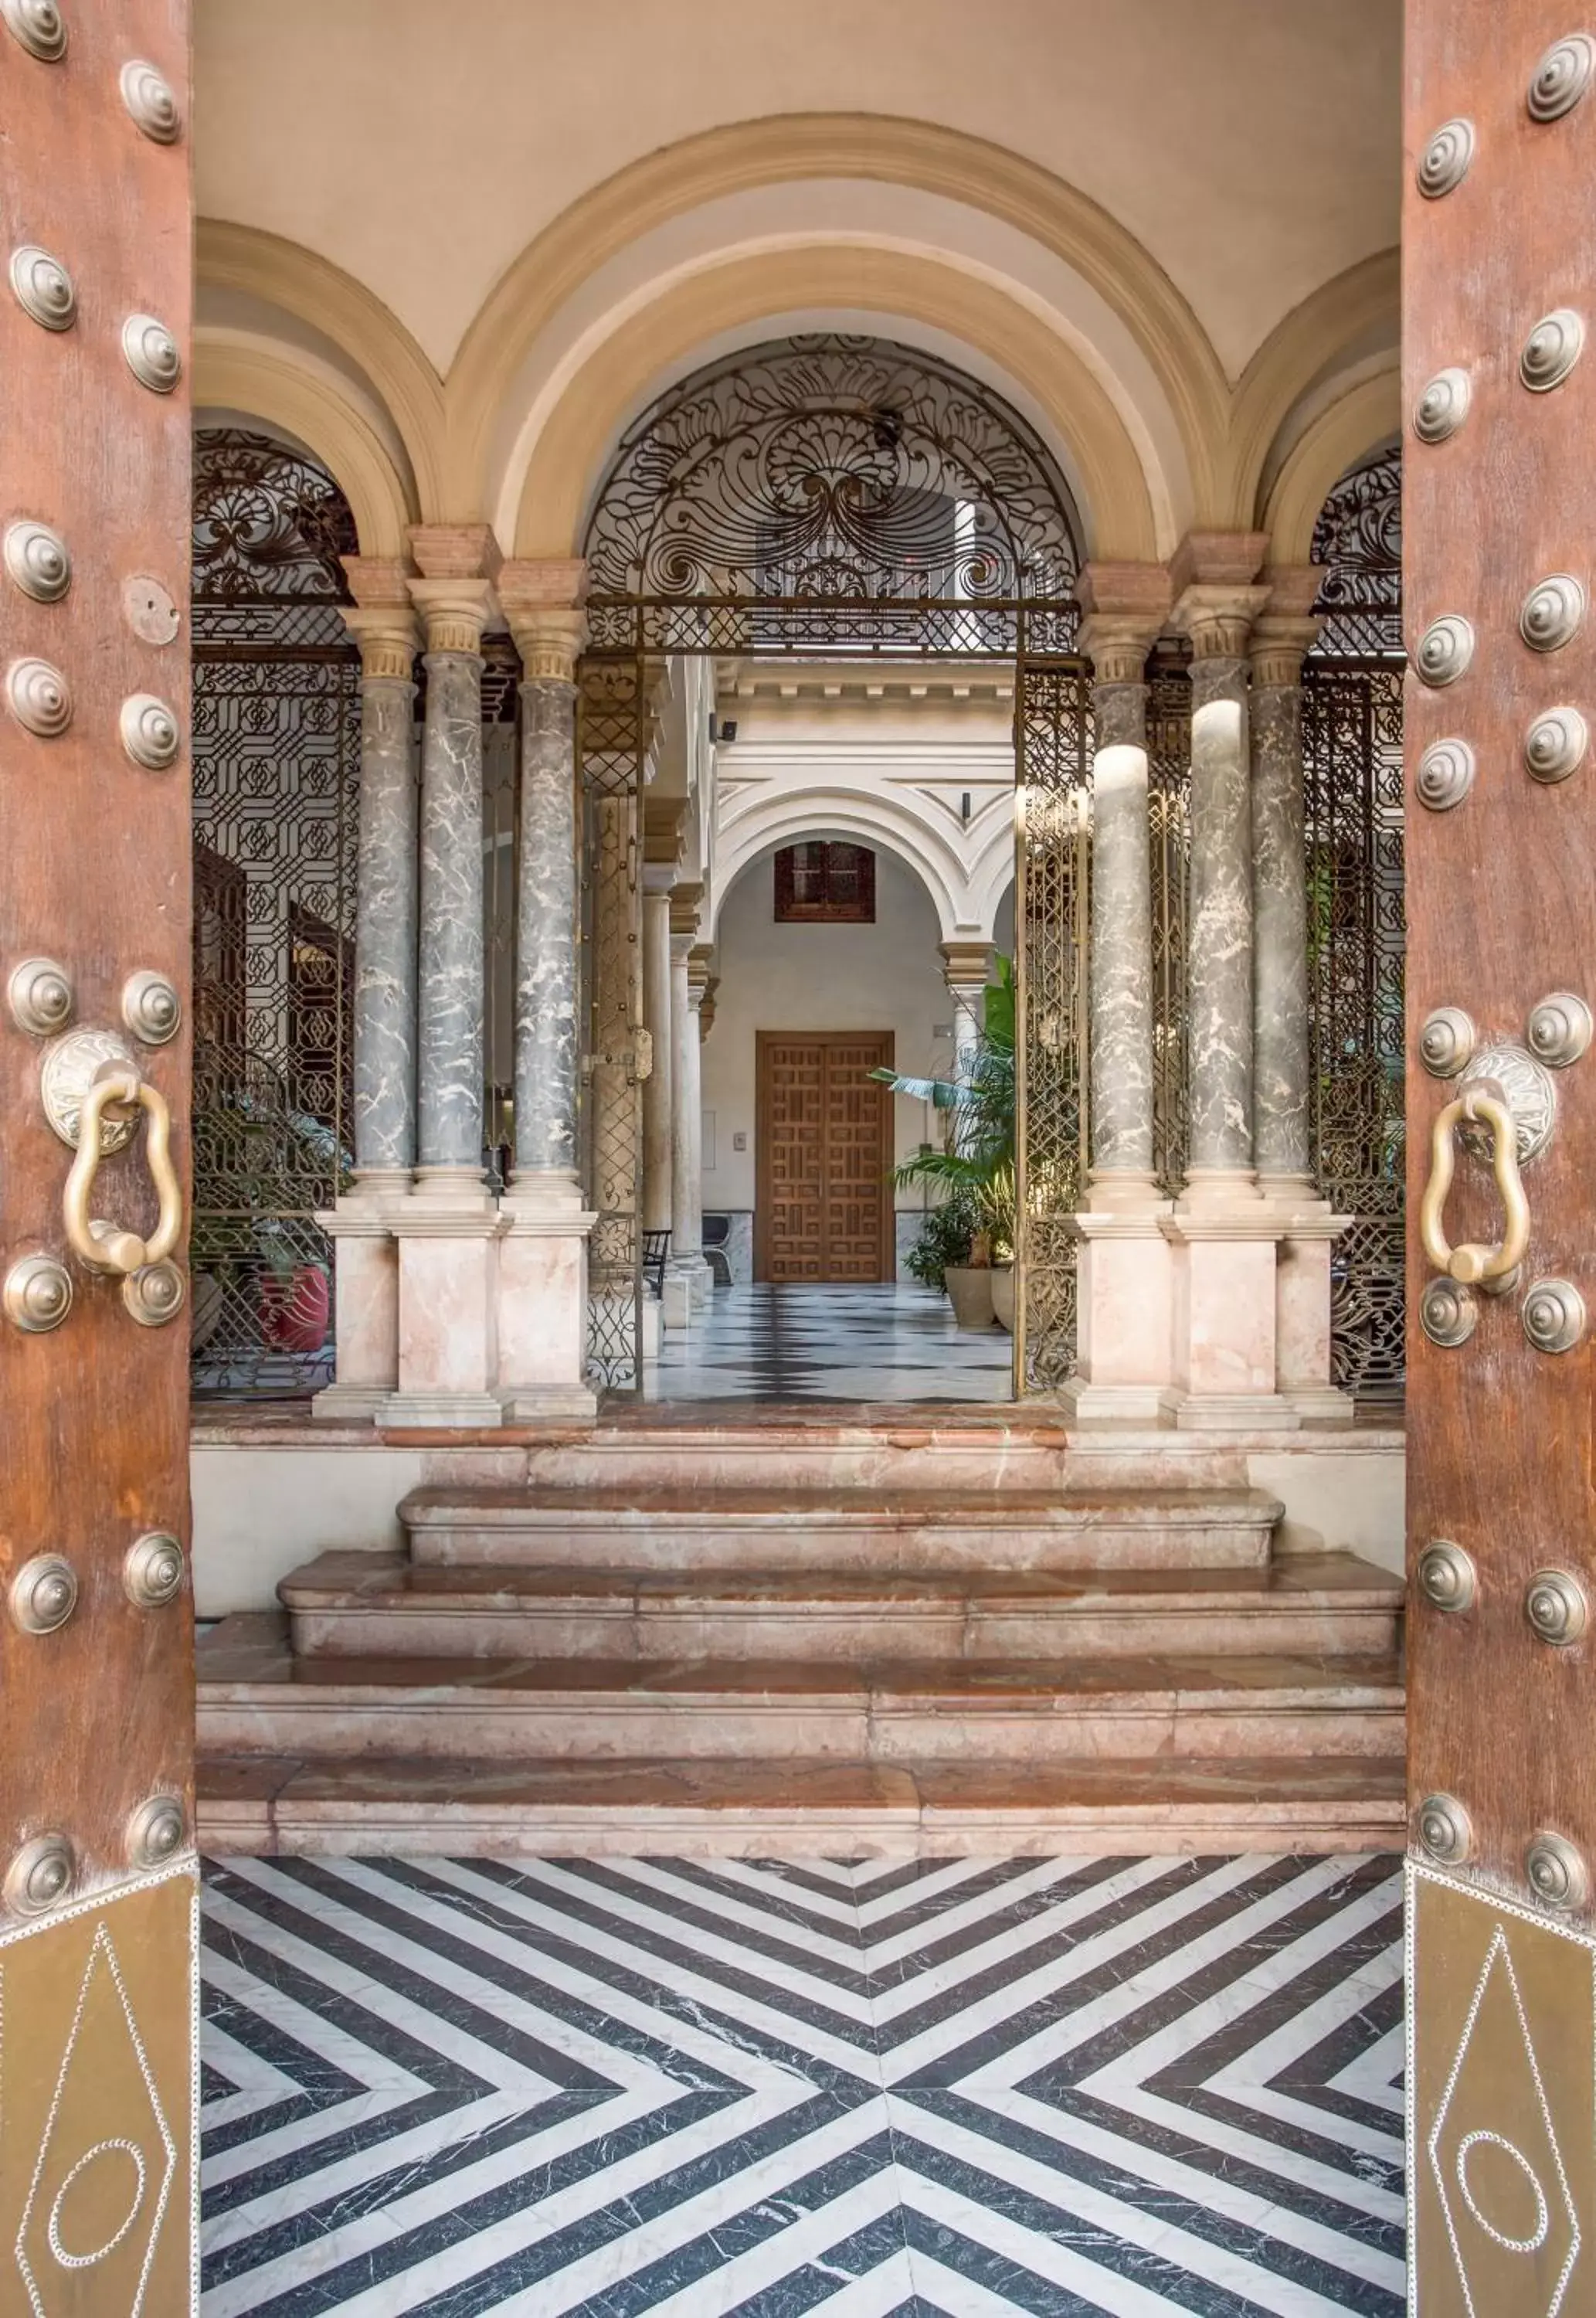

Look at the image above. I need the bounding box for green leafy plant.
[876,957,1017,1268]
[901,1187,979,1291]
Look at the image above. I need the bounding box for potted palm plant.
[877,959,1017,1331]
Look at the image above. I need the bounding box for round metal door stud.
[8,1553,77,1637]
[1526,1567,1589,1645]
[1414,368,1472,444]
[3,1833,74,1917]
[1527,991,1593,1069]
[1417,1792,1473,1865]
[1520,573,1587,653]
[120,56,180,141]
[121,312,181,394]
[1421,1276,1479,1348]
[1415,614,1475,688]
[5,655,71,737]
[1,0,66,59]
[1529,32,1596,121]
[1418,117,1475,197]
[8,243,75,330]
[123,1259,185,1328]
[4,517,70,602]
[124,1531,184,1609]
[122,573,179,646]
[1420,1007,1476,1078]
[3,1253,72,1334]
[125,1794,185,1871]
[1525,705,1589,784]
[1521,308,1585,393]
[121,968,180,1046]
[1526,1830,1591,1912]
[8,955,73,1035]
[1414,737,1475,811]
[1523,1278,1586,1354]
[1418,1538,1478,1613]
[119,692,179,770]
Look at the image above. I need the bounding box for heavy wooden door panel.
[0,4,195,2309]
[1405,8,1596,2309]
[756,1032,893,1281]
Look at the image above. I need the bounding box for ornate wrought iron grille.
[1146,650,1193,1194]
[581,335,1086,1392]
[1302,658,1407,1399]
[1014,658,1092,1392]
[190,429,360,1395]
[1309,440,1402,660]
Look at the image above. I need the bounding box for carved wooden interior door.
[1406,5,1596,2308]
[1,2,196,2308]
[756,1032,894,1282]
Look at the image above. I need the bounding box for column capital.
[1077,612,1165,683]
[1171,582,1272,661]
[670,883,704,943]
[500,559,589,681]
[1250,564,1327,687]
[408,576,494,655]
[688,943,715,1000]
[340,602,421,681]
[939,937,993,991]
[406,522,503,583]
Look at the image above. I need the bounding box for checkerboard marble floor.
[201,1850,1404,2316]
[646,1283,1016,1402]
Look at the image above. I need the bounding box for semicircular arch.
[1262,369,1402,566]
[1227,250,1400,531]
[711,790,971,947]
[513,248,1161,562]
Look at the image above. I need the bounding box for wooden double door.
[756,1032,895,1281]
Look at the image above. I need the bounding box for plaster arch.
[511,247,1163,564]
[711,795,983,949]
[447,113,1229,525]
[195,333,418,557]
[1262,372,1403,567]
[197,219,447,521]
[1227,250,1400,532]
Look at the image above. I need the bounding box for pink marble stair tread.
[195,1749,1405,1858]
[399,1483,1279,1521]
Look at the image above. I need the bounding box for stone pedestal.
[311,1174,404,1419]
[1272,1208,1355,1422]
[1060,1202,1178,1422]
[1161,1212,1295,1428]
[497,1182,600,1420]
[381,1188,506,1428]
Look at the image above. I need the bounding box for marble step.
[197,1615,1404,1766]
[399,1483,1283,1572]
[280,1548,1402,1662]
[197,1749,1408,1859]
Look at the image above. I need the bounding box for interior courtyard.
[5,1,1446,2309]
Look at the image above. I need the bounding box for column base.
[1062,1196,1177,1426]
[311,1382,395,1422]
[497,1187,599,1416]
[1162,1207,1295,1427]
[1058,1378,1182,1423]
[380,1391,505,1429]
[312,1191,402,1422]
[1172,1390,1301,1432]
[500,1382,599,1422]
[1282,1385,1357,1424]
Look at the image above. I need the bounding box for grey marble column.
[640,886,674,1235]
[1250,620,1319,1189]
[1078,622,1157,1187]
[409,581,491,1179]
[1177,590,1267,1184]
[341,607,420,1179]
[511,661,582,1187]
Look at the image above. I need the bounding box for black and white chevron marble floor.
[200,1851,1405,2316]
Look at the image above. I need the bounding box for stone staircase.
[196,1413,1405,1857]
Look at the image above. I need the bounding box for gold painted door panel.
[1405,4,1596,2308]
[0,1,196,2308]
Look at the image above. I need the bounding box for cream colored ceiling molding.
[1262,369,1402,566]
[444,112,1228,521]
[197,219,447,522]
[194,332,418,557]
[511,246,1160,564]
[1226,249,1400,532]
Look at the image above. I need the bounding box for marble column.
[313,567,419,1418]
[1061,569,1177,1422]
[494,563,599,1418]
[1252,568,1352,1421]
[667,897,711,1318]
[640,880,675,1242]
[1162,542,1292,1428]
[382,525,505,1427]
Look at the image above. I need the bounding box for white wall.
[701,845,954,1235]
